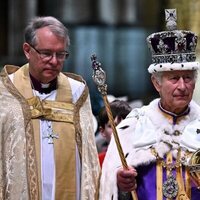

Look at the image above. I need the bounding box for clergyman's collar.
[30,73,57,94]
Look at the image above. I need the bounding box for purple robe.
[136,163,200,200]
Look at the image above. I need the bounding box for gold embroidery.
[151,148,190,200]
[27,96,74,123]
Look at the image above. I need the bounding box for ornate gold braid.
[64,72,89,162]
[1,68,39,200]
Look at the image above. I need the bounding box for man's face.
[23,27,68,83]
[152,70,196,114]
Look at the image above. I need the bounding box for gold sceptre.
[90,54,138,200]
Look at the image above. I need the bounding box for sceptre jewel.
[91,54,107,96]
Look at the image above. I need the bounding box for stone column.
[98,0,137,25]
[42,0,92,24]
[7,0,37,64]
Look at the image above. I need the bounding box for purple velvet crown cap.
[146,9,199,73]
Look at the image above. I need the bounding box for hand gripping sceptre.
[90,54,138,200]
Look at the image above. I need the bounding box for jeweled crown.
[146,9,199,73]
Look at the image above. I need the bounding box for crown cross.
[165,9,177,31]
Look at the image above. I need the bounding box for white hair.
[151,70,198,85]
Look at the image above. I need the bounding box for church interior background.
[1,0,200,115]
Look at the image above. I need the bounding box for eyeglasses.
[29,44,69,61]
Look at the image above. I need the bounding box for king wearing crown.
[99,9,200,200]
[147,9,199,73]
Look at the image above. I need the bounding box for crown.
[147,9,199,73]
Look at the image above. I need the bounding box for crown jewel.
[147,9,198,67]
